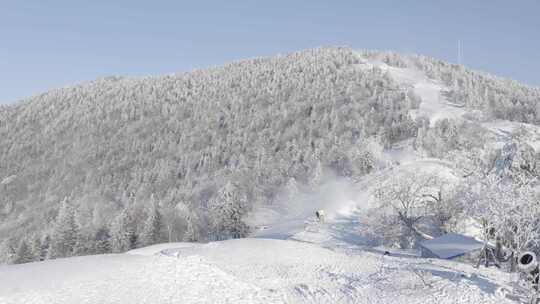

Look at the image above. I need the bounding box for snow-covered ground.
[0,235,517,304]
[0,248,278,304]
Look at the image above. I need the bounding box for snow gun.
[518,251,540,289]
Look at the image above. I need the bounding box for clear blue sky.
[1,1,539,104]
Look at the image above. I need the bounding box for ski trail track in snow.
[355,53,468,126]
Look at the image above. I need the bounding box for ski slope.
[357,52,540,156]
[356,54,468,126]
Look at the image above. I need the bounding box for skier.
[315,210,325,223]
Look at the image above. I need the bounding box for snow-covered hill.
[2,48,539,261]
[1,47,420,254]
[2,47,540,303]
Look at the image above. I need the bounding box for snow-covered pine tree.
[90,227,111,254]
[183,212,200,242]
[0,238,16,264]
[48,197,79,259]
[13,239,34,264]
[139,196,163,247]
[110,209,137,253]
[209,182,249,240]
[72,229,93,256]
[40,235,51,261]
[29,235,43,262]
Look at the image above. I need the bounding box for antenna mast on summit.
[458,40,462,65]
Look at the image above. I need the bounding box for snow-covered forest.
[1,47,540,266]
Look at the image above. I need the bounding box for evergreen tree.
[209,182,249,240]
[49,198,79,259]
[139,197,163,247]
[93,227,111,254]
[40,235,51,261]
[14,239,34,264]
[183,210,200,242]
[30,235,43,262]
[0,238,16,264]
[73,230,92,256]
[110,209,136,253]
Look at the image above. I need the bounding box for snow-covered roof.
[419,233,483,259]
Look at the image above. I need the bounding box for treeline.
[0,196,165,264]
[0,180,251,264]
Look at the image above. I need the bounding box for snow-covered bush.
[465,174,540,271]
[364,171,460,249]
[415,118,487,158]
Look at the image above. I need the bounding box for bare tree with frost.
[467,174,540,271]
[367,171,450,248]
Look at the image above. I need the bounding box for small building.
[419,233,484,260]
